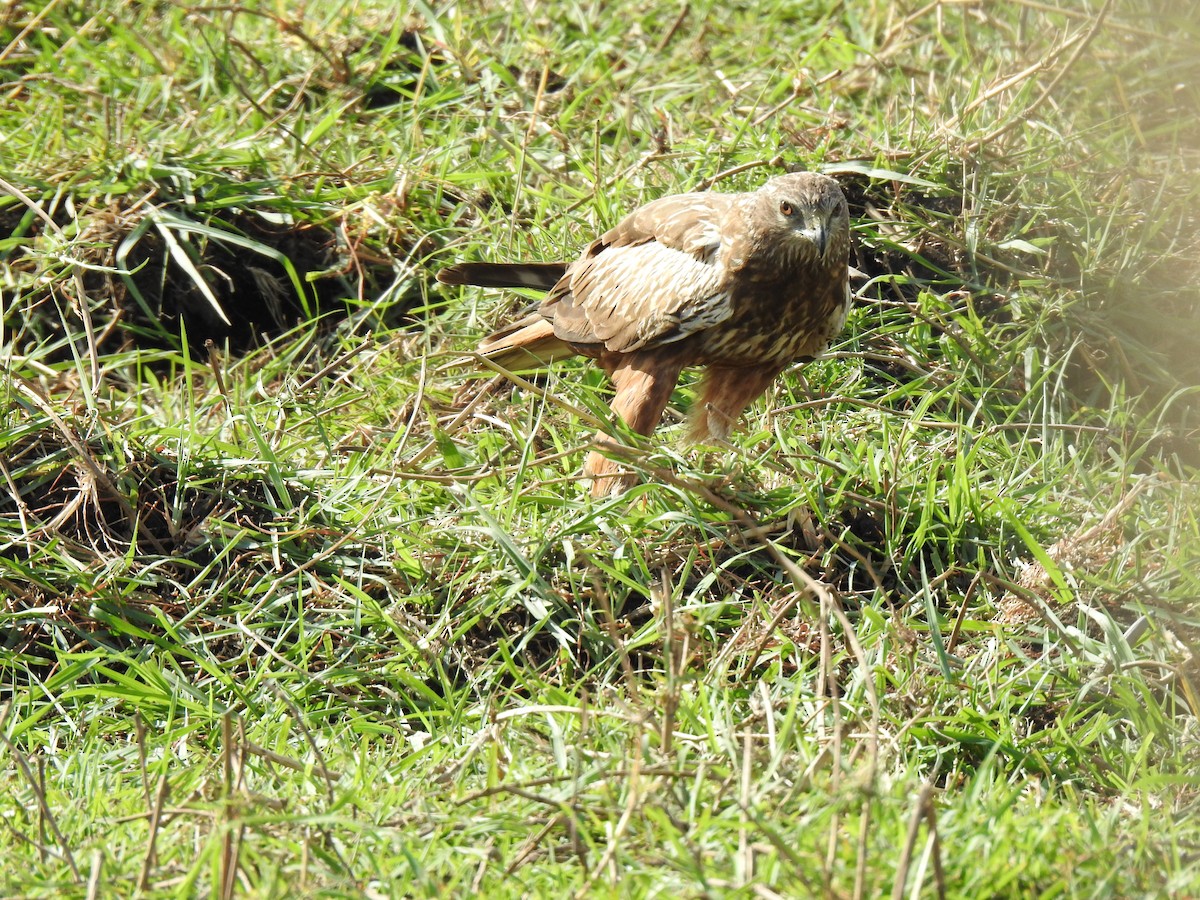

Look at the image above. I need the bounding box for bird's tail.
[438,260,577,370]
[475,313,577,370]
[437,262,567,291]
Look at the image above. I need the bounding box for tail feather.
[437,261,567,291]
[439,260,578,370]
[476,314,577,370]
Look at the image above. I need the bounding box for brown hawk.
[438,172,851,496]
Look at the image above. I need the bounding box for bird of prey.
[438,172,851,496]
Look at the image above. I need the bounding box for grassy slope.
[2,0,1198,896]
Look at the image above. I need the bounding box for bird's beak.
[803,218,829,257]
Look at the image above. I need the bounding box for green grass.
[2,0,1199,896]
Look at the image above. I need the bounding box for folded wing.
[543,192,736,354]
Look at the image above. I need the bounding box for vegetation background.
[1,0,1198,896]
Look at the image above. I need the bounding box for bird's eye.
[779,200,794,217]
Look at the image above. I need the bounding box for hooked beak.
[802,219,829,257]
[812,222,829,257]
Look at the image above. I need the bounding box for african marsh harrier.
[438,172,851,496]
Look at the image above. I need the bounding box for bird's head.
[755,172,849,265]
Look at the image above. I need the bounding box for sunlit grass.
[1,0,1198,896]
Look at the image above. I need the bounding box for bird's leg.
[686,363,789,442]
[586,352,685,497]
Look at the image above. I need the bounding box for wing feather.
[597,192,732,256]
[543,192,737,353]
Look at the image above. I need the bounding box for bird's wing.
[543,193,737,353]
[596,192,732,258]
